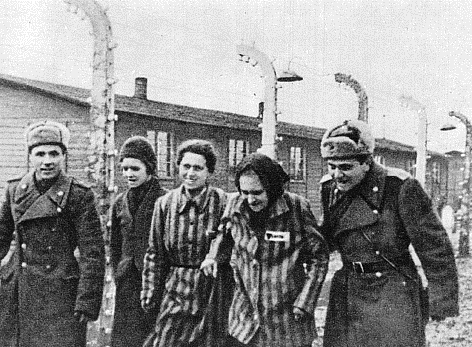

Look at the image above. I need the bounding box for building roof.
[0,73,443,157]
[375,138,415,153]
[445,150,464,156]
[0,73,326,139]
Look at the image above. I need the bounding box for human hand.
[141,298,155,313]
[218,219,232,233]
[200,259,217,277]
[74,311,92,324]
[430,315,446,322]
[293,307,308,322]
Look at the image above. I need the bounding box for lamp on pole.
[237,44,303,160]
[398,95,427,187]
[440,111,472,257]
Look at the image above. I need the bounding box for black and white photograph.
[0,1,470,346]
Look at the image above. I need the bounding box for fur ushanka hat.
[25,120,70,153]
[320,119,375,159]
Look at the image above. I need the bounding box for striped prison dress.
[141,184,230,347]
[206,191,329,347]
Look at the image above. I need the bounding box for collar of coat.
[323,162,388,235]
[119,176,163,225]
[13,171,72,224]
[231,191,290,220]
[177,184,210,214]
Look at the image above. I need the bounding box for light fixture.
[277,70,303,82]
[440,123,457,131]
[277,58,303,82]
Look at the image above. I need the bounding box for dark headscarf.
[235,152,290,205]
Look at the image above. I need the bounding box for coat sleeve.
[0,186,15,260]
[110,194,123,274]
[70,186,105,320]
[205,193,236,264]
[293,197,330,315]
[141,196,169,310]
[398,178,459,318]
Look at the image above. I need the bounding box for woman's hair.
[235,152,289,203]
[176,139,217,173]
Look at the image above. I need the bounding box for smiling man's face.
[30,144,65,182]
[327,158,369,192]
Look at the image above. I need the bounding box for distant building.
[445,150,465,210]
[0,73,449,215]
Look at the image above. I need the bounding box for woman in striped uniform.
[201,153,329,347]
[141,139,231,347]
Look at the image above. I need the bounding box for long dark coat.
[110,176,166,347]
[207,192,329,347]
[0,171,105,347]
[320,163,459,347]
[142,185,231,347]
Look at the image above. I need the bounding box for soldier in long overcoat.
[202,153,330,347]
[0,120,105,347]
[141,139,231,347]
[110,136,167,347]
[319,120,459,347]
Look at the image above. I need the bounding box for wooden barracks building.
[0,73,450,215]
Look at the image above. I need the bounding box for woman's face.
[121,158,150,188]
[179,152,210,191]
[239,171,269,212]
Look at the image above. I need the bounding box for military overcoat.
[0,171,105,347]
[320,163,459,347]
[110,176,166,347]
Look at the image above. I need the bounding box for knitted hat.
[320,119,374,159]
[119,136,157,175]
[26,120,70,152]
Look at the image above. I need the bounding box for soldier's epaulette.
[72,178,92,189]
[320,173,332,184]
[7,174,24,183]
[386,167,411,181]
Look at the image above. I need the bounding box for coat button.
[21,262,27,268]
[21,243,26,250]
[375,272,382,278]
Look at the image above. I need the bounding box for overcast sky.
[1,0,471,152]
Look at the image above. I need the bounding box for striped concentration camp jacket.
[141,185,228,347]
[207,191,329,347]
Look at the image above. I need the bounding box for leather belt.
[344,257,412,274]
